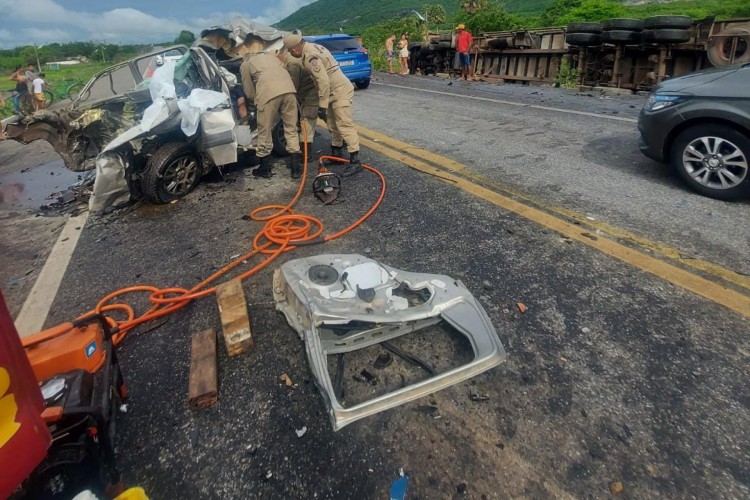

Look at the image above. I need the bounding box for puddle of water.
[0,161,86,210]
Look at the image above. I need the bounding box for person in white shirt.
[32,73,46,111]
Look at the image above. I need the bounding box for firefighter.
[284,52,318,165]
[240,35,302,179]
[283,34,361,167]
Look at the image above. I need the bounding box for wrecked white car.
[2,18,289,208]
[274,254,507,430]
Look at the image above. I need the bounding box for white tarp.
[177,88,229,137]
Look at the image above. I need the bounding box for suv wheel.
[671,124,750,200]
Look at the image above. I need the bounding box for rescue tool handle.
[21,314,114,349]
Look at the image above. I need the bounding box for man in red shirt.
[456,24,473,81]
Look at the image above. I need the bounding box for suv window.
[316,38,362,53]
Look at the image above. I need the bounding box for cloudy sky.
[0,0,317,48]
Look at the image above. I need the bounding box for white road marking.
[372,82,639,124]
[14,211,89,337]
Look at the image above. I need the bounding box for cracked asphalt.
[2,72,749,499]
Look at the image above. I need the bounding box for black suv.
[638,63,750,200]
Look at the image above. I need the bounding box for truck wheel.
[602,30,642,44]
[707,28,750,67]
[143,142,202,204]
[644,16,693,30]
[603,18,644,32]
[643,29,691,44]
[671,124,750,201]
[488,38,509,50]
[567,22,603,34]
[565,33,602,46]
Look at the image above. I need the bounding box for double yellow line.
[356,125,750,319]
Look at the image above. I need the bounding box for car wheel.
[272,119,289,157]
[143,142,202,204]
[671,124,750,200]
[355,79,370,89]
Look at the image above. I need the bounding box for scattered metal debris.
[273,254,506,431]
[469,390,489,402]
[373,352,393,370]
[390,468,409,500]
[295,426,307,438]
[280,373,294,387]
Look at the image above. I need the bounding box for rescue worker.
[283,34,361,168]
[240,35,303,179]
[284,52,318,162]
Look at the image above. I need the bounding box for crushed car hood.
[274,254,507,431]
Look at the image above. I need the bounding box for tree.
[424,4,447,27]
[460,0,488,15]
[453,2,520,34]
[557,0,627,24]
[540,0,582,26]
[174,30,196,46]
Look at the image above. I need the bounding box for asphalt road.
[7,73,750,499]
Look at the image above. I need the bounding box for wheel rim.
[162,155,198,196]
[682,136,748,190]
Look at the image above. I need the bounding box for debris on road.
[188,328,218,409]
[456,481,468,494]
[373,352,393,369]
[469,390,490,402]
[216,279,254,356]
[517,302,528,313]
[273,254,506,431]
[295,426,307,438]
[280,373,294,387]
[610,481,624,495]
[390,468,409,500]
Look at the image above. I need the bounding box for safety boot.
[289,152,303,179]
[330,145,344,158]
[252,155,273,178]
[304,143,314,161]
[343,151,363,177]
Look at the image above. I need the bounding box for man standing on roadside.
[456,24,473,81]
[283,34,361,169]
[31,73,46,111]
[385,34,396,74]
[24,64,37,93]
[240,35,302,179]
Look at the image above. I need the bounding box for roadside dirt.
[0,140,75,317]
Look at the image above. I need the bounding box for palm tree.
[460,0,488,14]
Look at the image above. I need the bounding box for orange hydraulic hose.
[87,125,387,345]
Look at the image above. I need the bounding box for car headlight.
[645,93,691,111]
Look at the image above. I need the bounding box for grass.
[1,62,108,95]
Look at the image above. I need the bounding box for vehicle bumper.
[637,107,684,163]
[343,69,372,82]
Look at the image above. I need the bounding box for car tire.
[567,22,603,34]
[355,79,370,89]
[644,16,693,30]
[602,30,642,44]
[272,120,289,157]
[603,18,644,32]
[566,33,602,46]
[671,124,750,200]
[643,29,691,44]
[143,142,202,204]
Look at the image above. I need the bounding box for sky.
[0,0,317,48]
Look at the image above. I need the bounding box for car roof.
[304,34,356,41]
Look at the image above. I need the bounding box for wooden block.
[215,279,254,357]
[188,328,218,409]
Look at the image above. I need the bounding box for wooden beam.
[188,328,218,409]
[215,279,254,357]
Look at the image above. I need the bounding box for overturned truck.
[411,16,750,91]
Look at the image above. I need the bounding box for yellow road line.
[357,134,750,318]
[358,125,750,294]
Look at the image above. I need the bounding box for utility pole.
[33,43,41,70]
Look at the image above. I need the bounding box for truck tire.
[671,124,750,201]
[567,22,603,34]
[603,18,644,32]
[428,43,439,51]
[602,30,642,44]
[707,28,750,67]
[143,142,202,204]
[487,38,509,50]
[644,16,693,30]
[643,29,691,45]
[565,33,602,46]
[438,40,451,49]
[438,34,452,42]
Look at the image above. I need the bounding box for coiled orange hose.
[85,137,386,345]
